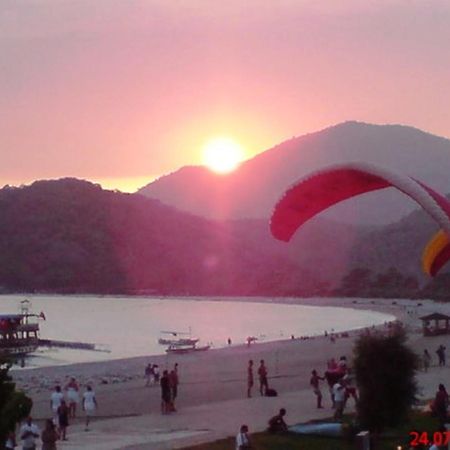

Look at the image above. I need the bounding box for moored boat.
[165,343,210,354]
[0,304,41,358]
[158,337,200,346]
[158,329,199,346]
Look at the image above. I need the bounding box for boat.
[158,337,199,346]
[165,343,210,354]
[0,300,42,358]
[158,329,199,346]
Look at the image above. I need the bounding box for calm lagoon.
[0,294,395,367]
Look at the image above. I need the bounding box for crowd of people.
[8,335,449,449]
[308,356,358,420]
[7,378,98,450]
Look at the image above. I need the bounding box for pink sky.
[1,0,449,191]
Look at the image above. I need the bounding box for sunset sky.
[1,0,449,192]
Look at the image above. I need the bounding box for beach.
[10,297,449,449]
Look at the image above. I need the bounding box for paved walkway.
[56,388,347,450]
[52,365,441,450]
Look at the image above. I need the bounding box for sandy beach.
[9,296,450,449]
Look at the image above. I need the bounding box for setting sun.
[202,138,244,174]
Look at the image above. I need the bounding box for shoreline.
[10,296,411,395]
[8,295,401,373]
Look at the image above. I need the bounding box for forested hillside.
[0,178,448,299]
[0,179,323,296]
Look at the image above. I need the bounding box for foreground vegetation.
[0,360,32,446]
[182,411,441,450]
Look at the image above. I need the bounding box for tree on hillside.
[0,361,32,445]
[421,274,450,301]
[353,331,418,432]
[371,267,419,299]
[335,268,374,297]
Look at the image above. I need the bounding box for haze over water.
[1,295,395,368]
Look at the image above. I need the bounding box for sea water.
[0,294,395,367]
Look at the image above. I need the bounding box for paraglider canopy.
[271,162,450,243]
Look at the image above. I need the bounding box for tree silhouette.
[353,331,418,432]
[0,361,32,445]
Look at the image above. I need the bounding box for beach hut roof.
[419,312,450,321]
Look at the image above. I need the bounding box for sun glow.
[202,137,244,174]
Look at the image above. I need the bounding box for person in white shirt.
[20,416,40,450]
[50,385,64,425]
[65,377,80,418]
[236,424,251,450]
[333,380,346,420]
[82,385,98,431]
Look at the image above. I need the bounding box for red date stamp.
[409,430,450,447]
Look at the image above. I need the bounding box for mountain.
[0,179,324,296]
[139,121,450,225]
[0,178,448,299]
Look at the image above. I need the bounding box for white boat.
[158,337,199,345]
[165,343,210,354]
[158,329,199,346]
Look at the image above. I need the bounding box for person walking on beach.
[160,370,172,414]
[333,380,346,420]
[57,399,69,440]
[145,363,154,387]
[64,377,79,418]
[247,360,254,398]
[50,386,64,426]
[82,385,98,431]
[19,416,40,450]
[41,419,59,450]
[423,349,432,372]
[169,369,179,411]
[436,345,446,366]
[258,360,268,396]
[433,384,449,426]
[236,424,252,450]
[310,369,324,408]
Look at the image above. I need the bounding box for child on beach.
[236,424,252,450]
